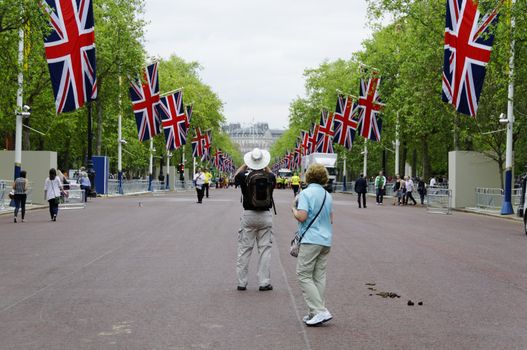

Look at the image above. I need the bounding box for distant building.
[223,123,284,154]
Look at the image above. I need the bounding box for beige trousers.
[237,210,273,287]
[296,243,331,315]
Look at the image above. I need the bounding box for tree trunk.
[421,135,432,181]
[412,148,417,178]
[96,98,103,155]
[401,141,408,177]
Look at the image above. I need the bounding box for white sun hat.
[244,148,271,170]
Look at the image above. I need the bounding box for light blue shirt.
[297,183,333,247]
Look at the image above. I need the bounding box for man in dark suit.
[354,174,368,208]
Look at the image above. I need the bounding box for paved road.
[0,188,526,349]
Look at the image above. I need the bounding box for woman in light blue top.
[291,163,334,326]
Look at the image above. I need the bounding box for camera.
[18,105,31,117]
[499,113,509,124]
[119,139,127,144]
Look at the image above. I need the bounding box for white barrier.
[60,189,86,209]
[427,189,452,214]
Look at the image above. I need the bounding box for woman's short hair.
[49,168,57,180]
[20,170,27,178]
[305,163,328,185]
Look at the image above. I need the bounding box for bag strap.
[298,190,327,243]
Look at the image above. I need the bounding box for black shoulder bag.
[290,191,327,257]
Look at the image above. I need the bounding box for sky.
[143,0,373,130]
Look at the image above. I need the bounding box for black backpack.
[246,170,273,210]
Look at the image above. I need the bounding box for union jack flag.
[300,131,315,156]
[43,0,97,114]
[357,77,383,141]
[316,110,334,153]
[293,141,303,170]
[156,90,188,151]
[213,149,223,169]
[333,95,359,150]
[185,104,193,129]
[308,124,320,154]
[191,128,207,158]
[442,0,500,117]
[130,63,161,142]
[202,129,212,161]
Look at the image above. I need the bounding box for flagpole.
[117,76,123,194]
[363,140,368,178]
[166,151,171,190]
[14,25,24,181]
[193,157,196,180]
[148,139,153,191]
[395,111,400,176]
[342,153,347,192]
[501,0,515,215]
[181,146,186,182]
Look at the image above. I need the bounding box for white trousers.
[237,210,273,287]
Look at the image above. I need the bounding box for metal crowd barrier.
[151,180,167,196]
[475,187,522,211]
[427,188,452,214]
[1,180,35,209]
[60,189,86,209]
[475,187,503,210]
[107,179,150,195]
[174,180,194,192]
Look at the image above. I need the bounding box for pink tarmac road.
[0,188,526,349]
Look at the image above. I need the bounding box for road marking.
[276,245,312,350]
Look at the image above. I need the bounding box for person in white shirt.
[193,168,206,204]
[404,176,417,206]
[44,168,63,221]
[429,176,437,187]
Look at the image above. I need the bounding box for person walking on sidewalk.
[417,177,427,206]
[12,170,28,223]
[374,170,386,205]
[291,172,301,197]
[234,148,276,292]
[405,176,417,206]
[193,168,206,203]
[354,173,367,208]
[44,168,63,222]
[291,163,334,326]
[203,168,212,198]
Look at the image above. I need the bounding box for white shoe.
[302,314,313,323]
[305,310,332,326]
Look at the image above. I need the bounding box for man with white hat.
[234,148,276,291]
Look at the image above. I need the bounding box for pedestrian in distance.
[44,168,63,222]
[354,173,367,208]
[193,168,206,203]
[291,172,301,197]
[417,177,427,206]
[291,163,334,326]
[12,170,28,223]
[392,174,401,205]
[234,148,276,292]
[375,170,387,205]
[204,168,212,198]
[78,171,91,202]
[404,176,417,206]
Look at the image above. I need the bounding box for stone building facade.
[223,123,284,154]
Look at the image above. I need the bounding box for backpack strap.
[298,190,327,243]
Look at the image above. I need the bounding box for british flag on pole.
[191,128,207,158]
[333,95,358,150]
[130,63,161,142]
[442,0,500,117]
[316,110,334,154]
[357,76,383,141]
[156,90,188,151]
[43,0,97,114]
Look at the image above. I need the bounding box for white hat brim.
[244,149,271,170]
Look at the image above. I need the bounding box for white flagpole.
[193,157,196,180]
[14,25,24,180]
[166,151,171,190]
[149,139,153,191]
[117,76,123,194]
[363,140,368,178]
[501,0,515,215]
[395,111,400,176]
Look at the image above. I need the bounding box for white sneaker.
[302,315,311,323]
[305,310,332,326]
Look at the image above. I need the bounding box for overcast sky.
[143,0,373,130]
